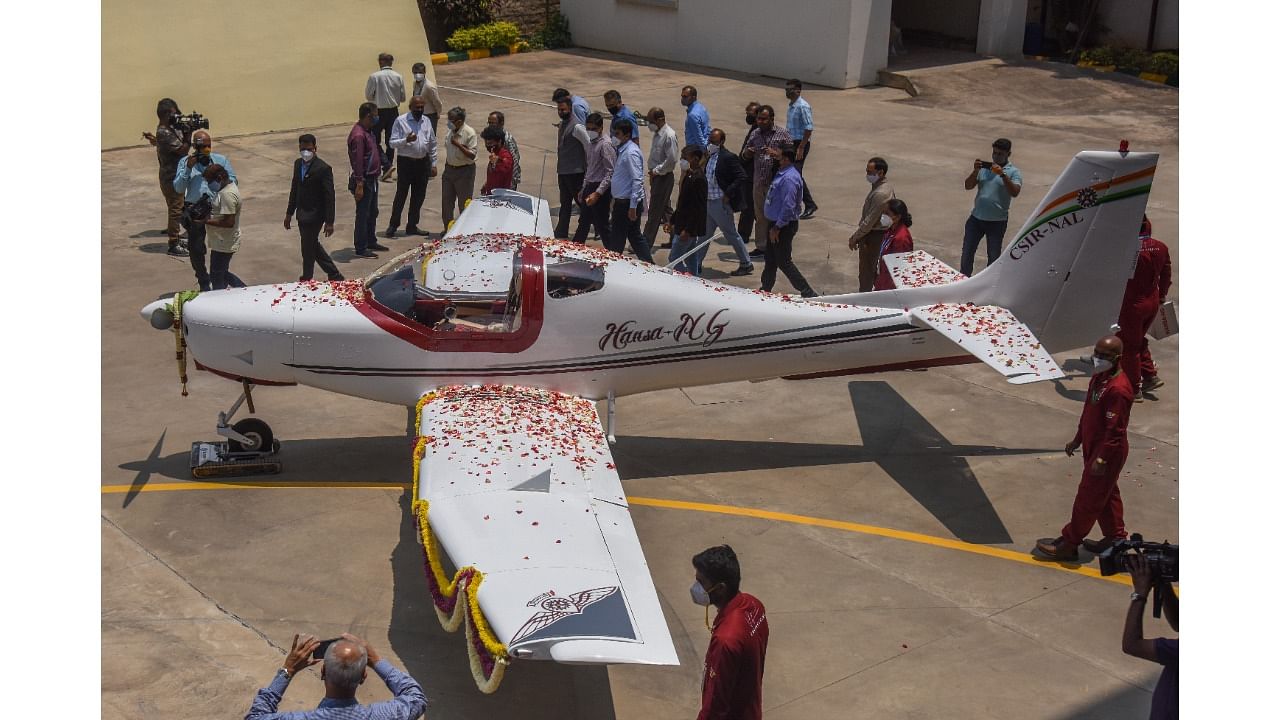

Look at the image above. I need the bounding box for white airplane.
[141,150,1158,692]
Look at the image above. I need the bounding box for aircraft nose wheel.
[228,418,274,453]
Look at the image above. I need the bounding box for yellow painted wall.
[102,1,435,149]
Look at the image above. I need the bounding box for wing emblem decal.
[510,586,620,645]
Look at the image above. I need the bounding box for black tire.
[229,418,273,453]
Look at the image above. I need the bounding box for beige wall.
[103,0,435,149]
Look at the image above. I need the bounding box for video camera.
[1098,534,1178,618]
[183,193,214,224]
[169,111,210,138]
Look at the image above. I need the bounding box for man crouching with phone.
[245,632,427,719]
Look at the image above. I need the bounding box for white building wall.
[560,0,891,88]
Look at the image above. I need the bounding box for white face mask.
[300,150,315,162]
[866,173,880,184]
[708,143,719,151]
[679,159,690,172]
[690,581,712,607]
[647,124,658,134]
[413,73,425,82]
[880,214,892,227]
[587,130,600,141]
[1092,354,1115,374]
[610,136,622,148]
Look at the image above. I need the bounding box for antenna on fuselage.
[534,150,550,237]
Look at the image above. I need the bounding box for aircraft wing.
[883,250,968,288]
[910,303,1065,384]
[413,385,677,673]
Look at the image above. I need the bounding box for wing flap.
[415,385,676,667]
[910,303,1065,384]
[884,250,968,289]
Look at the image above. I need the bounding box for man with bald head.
[174,129,237,291]
[386,96,438,239]
[1034,335,1135,561]
[245,632,427,719]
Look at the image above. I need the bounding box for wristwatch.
[1130,592,1147,602]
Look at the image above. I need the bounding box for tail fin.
[820,150,1158,354]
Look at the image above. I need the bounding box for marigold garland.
[169,290,199,396]
[411,391,510,692]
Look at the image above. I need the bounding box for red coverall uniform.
[1117,233,1172,389]
[698,592,769,720]
[1060,369,1135,547]
[873,223,914,291]
[481,147,514,195]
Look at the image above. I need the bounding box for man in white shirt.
[386,96,439,238]
[365,53,405,175]
[643,107,680,250]
[410,62,444,135]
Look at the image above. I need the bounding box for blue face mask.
[207,180,222,193]
[371,116,380,128]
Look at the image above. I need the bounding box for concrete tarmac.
[102,49,1178,719]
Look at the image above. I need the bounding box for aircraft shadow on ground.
[1047,680,1155,719]
[612,380,1049,544]
[387,493,618,718]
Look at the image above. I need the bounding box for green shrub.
[1145,52,1178,76]
[1078,46,1115,66]
[446,20,521,50]
[530,11,572,50]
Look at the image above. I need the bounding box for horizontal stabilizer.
[884,250,968,289]
[911,303,1064,384]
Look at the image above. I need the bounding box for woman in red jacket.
[873,198,914,291]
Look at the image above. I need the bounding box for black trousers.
[794,139,817,211]
[299,221,342,280]
[389,155,432,230]
[737,191,755,245]
[608,198,654,263]
[572,182,611,244]
[180,204,211,291]
[760,221,815,296]
[377,108,398,169]
[555,172,585,239]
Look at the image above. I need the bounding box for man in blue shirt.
[961,137,1023,276]
[603,89,640,141]
[761,142,817,297]
[174,129,237,291]
[784,79,819,219]
[681,85,710,150]
[606,119,654,263]
[245,632,427,720]
[552,87,590,127]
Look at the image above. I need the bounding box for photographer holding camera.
[1123,553,1178,719]
[174,130,237,291]
[142,98,189,257]
[244,632,427,719]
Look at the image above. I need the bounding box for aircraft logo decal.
[1076,187,1099,208]
[511,586,621,644]
[598,309,730,351]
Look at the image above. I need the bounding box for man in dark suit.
[706,128,754,275]
[285,134,344,281]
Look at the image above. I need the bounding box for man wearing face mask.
[554,98,590,239]
[486,112,521,190]
[410,62,443,135]
[174,130,237,290]
[197,163,246,290]
[784,79,819,219]
[1034,335,1134,561]
[847,157,895,293]
[441,106,478,233]
[681,85,710,150]
[740,105,791,258]
[606,120,653,263]
[643,107,681,250]
[576,112,614,245]
[736,102,762,250]
[386,96,439,239]
[691,545,768,720]
[961,137,1022,276]
[705,128,753,276]
[347,103,387,258]
[285,134,343,282]
[603,89,639,141]
[365,52,405,177]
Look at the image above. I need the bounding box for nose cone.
[141,298,175,329]
[181,286,299,384]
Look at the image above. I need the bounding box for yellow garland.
[411,389,511,691]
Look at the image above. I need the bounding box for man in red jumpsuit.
[692,545,769,720]
[1117,215,1172,399]
[1034,335,1134,561]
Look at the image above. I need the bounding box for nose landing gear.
[190,380,283,478]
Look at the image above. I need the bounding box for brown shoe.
[1032,537,1080,561]
[1082,537,1121,554]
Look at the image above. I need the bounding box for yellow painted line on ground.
[101,483,1127,585]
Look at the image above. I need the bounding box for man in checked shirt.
[244,633,427,719]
